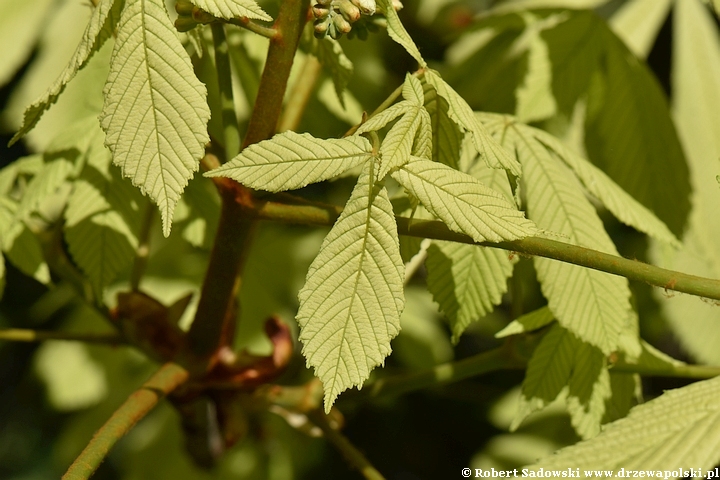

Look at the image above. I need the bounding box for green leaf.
[603,372,638,424]
[515,26,556,123]
[584,23,690,236]
[101,0,211,237]
[376,0,426,68]
[301,29,353,107]
[206,132,372,192]
[649,0,720,365]
[609,0,673,59]
[0,202,50,285]
[355,101,414,135]
[190,0,272,21]
[9,0,122,146]
[377,106,428,179]
[499,121,634,355]
[426,242,514,343]
[0,0,54,88]
[64,133,143,296]
[402,74,424,106]
[495,117,679,246]
[15,152,76,222]
[527,376,720,472]
[423,80,463,169]
[0,254,5,300]
[391,157,537,243]
[297,166,404,411]
[424,70,522,176]
[177,176,220,249]
[495,306,554,338]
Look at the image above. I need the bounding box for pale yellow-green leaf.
[423,80,463,169]
[500,123,634,355]
[191,0,271,21]
[9,0,122,146]
[495,306,554,338]
[609,0,673,59]
[528,375,720,474]
[301,30,353,107]
[206,132,372,192]
[355,101,414,135]
[516,31,556,123]
[101,0,211,237]
[0,198,50,284]
[402,73,424,106]
[378,106,427,179]
[391,157,537,243]
[377,0,426,67]
[297,167,404,412]
[424,70,522,176]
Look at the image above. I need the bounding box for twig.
[277,55,323,133]
[211,22,241,162]
[62,363,189,480]
[0,329,124,345]
[227,17,277,39]
[307,410,386,480]
[246,196,720,301]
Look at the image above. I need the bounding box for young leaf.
[391,157,537,243]
[377,106,428,179]
[101,0,211,237]
[9,0,122,146]
[206,132,372,192]
[609,0,673,59]
[297,166,404,412]
[301,29,353,107]
[376,0,426,68]
[65,134,143,296]
[424,70,522,176]
[495,306,554,338]
[426,242,514,343]
[500,123,634,355]
[423,81,463,169]
[527,375,720,472]
[402,74,424,106]
[355,101,414,135]
[190,0,272,21]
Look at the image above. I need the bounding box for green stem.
[307,410,386,480]
[62,363,189,480]
[247,196,720,301]
[0,329,124,345]
[211,22,241,162]
[277,55,322,133]
[612,361,720,379]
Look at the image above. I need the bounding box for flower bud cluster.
[174,0,216,32]
[312,0,402,40]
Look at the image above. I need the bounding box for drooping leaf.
[391,157,537,243]
[423,80,463,169]
[9,0,122,145]
[424,70,522,176]
[100,0,211,237]
[190,0,272,21]
[527,376,720,472]
[376,0,426,68]
[515,24,556,123]
[482,115,679,246]
[64,133,143,296]
[206,132,372,192]
[377,106,427,179]
[603,372,639,425]
[649,0,720,365]
[497,121,634,355]
[426,242,514,343]
[0,198,50,285]
[297,166,404,411]
[301,28,353,107]
[15,152,76,222]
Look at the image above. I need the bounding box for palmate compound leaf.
[9,0,122,146]
[425,145,518,341]
[297,164,404,412]
[377,104,429,179]
[488,117,636,355]
[205,132,372,192]
[422,80,464,169]
[101,0,211,237]
[527,375,720,474]
[391,157,538,243]
[423,70,522,176]
[189,0,271,21]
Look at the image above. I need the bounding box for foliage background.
[0,0,717,478]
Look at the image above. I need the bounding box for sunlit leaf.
[297,166,404,411]
[206,132,372,191]
[355,101,414,135]
[423,80,463,169]
[190,0,272,21]
[377,0,426,67]
[495,306,554,338]
[0,0,54,88]
[377,106,427,179]
[609,0,673,59]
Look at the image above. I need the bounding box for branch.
[307,410,386,480]
[227,17,277,39]
[247,196,720,301]
[0,329,124,345]
[62,363,189,480]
